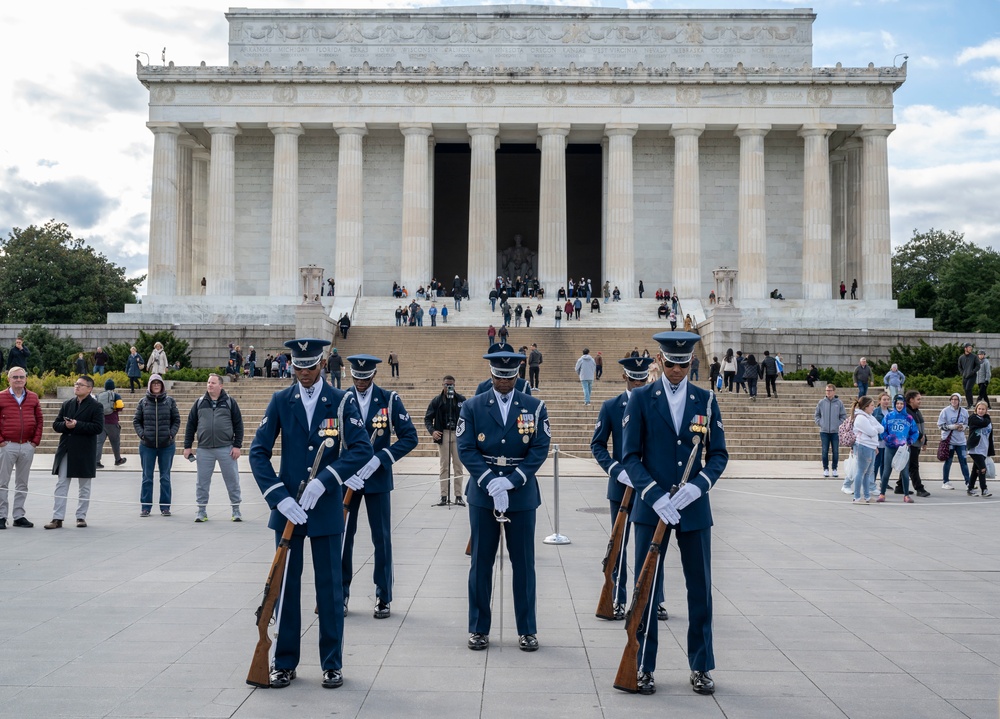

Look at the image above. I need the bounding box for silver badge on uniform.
[456,418,466,437]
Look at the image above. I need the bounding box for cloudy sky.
[1,0,998,285]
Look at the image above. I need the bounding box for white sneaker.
[841,486,853,494]
[942,482,955,490]
[833,470,839,478]
[823,469,830,477]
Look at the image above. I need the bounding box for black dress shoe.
[269,668,296,688]
[690,670,715,695]
[916,490,931,498]
[435,496,449,506]
[373,601,390,619]
[468,633,489,651]
[0,518,6,529]
[12,517,33,528]
[518,634,539,652]
[454,497,466,506]
[657,604,668,621]
[637,672,655,695]
[96,463,105,469]
[321,669,343,689]
[893,485,904,494]
[612,603,625,621]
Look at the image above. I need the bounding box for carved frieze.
[273,85,297,103]
[807,87,832,106]
[866,87,892,105]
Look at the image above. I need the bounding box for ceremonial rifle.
[247,479,307,688]
[596,486,633,620]
[614,436,701,693]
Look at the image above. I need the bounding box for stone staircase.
[34,325,959,463]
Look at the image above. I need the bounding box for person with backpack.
[94,379,126,469]
[814,384,847,477]
[183,374,244,522]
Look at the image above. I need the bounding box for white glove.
[298,477,326,512]
[277,497,308,525]
[487,476,515,498]
[652,494,679,525]
[345,474,365,491]
[669,483,702,512]
[357,455,382,480]
[617,470,633,488]
[493,490,509,514]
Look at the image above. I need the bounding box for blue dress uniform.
[458,351,550,651]
[622,332,728,696]
[341,355,418,617]
[590,357,662,616]
[250,339,373,686]
[476,342,532,396]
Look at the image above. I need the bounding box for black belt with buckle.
[482,455,522,467]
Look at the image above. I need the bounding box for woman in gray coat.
[976,350,992,408]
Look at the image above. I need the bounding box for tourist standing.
[133,374,180,517]
[938,392,971,490]
[977,350,992,408]
[183,374,244,522]
[903,391,931,498]
[424,376,466,506]
[814,384,846,477]
[853,357,872,398]
[0,367,42,528]
[876,394,918,503]
[46,375,103,529]
[958,343,980,409]
[883,364,906,399]
[146,342,169,375]
[849,396,882,503]
[967,401,994,497]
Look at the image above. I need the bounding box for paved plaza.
[2,455,999,718]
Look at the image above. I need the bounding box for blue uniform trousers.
[469,504,536,636]
[342,490,393,603]
[633,521,714,674]
[609,499,665,608]
[273,532,344,672]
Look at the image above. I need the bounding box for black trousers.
[964,377,977,408]
[529,366,540,388]
[765,375,778,397]
[978,382,991,407]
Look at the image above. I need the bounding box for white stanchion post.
[544,444,571,545]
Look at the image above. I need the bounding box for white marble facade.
[125,5,917,327]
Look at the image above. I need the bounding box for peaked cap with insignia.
[483,350,525,378]
[347,354,382,379]
[284,338,330,368]
[652,331,701,364]
[618,356,655,380]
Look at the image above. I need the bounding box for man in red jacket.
[0,367,44,528]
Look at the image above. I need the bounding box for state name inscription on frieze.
[227,9,814,70]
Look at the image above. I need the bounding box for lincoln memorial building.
[119,5,929,331]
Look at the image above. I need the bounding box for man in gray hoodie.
[814,384,847,477]
[183,374,244,522]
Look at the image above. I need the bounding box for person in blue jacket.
[877,394,919,503]
[341,354,418,619]
[590,356,667,622]
[475,342,532,396]
[458,350,550,652]
[621,331,728,697]
[250,338,373,690]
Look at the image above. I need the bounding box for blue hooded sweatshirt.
[882,396,919,448]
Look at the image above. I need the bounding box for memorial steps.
[34,323,957,463]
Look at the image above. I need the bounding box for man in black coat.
[46,376,104,529]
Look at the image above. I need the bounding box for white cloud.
[957,37,1000,64]
[880,30,898,52]
[972,67,1000,94]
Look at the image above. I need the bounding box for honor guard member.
[249,338,373,690]
[458,350,550,652]
[476,342,532,396]
[342,354,418,619]
[621,331,728,697]
[590,356,667,622]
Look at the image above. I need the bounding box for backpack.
[838,417,856,447]
[97,390,115,416]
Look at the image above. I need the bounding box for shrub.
[135,330,191,369]
[18,325,82,375]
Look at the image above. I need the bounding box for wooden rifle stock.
[613,518,668,693]
[247,480,307,688]
[596,486,633,620]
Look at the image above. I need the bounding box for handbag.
[937,431,953,462]
[891,445,910,472]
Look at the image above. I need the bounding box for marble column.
[844,137,864,296]
[734,124,770,302]
[537,123,570,297]
[146,122,183,297]
[670,124,704,300]
[858,125,895,301]
[268,123,304,298]
[799,124,836,300]
[467,123,499,298]
[334,123,367,298]
[604,124,637,299]
[830,150,847,298]
[191,149,209,295]
[399,123,434,294]
[205,123,240,297]
[176,136,196,296]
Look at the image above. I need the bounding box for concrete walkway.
[2,454,999,718]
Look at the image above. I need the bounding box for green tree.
[18,324,83,374]
[0,221,144,324]
[892,228,968,299]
